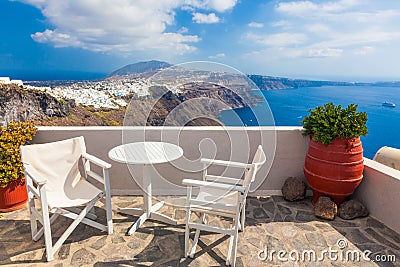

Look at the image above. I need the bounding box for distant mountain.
[108,60,171,77]
[247,75,352,90]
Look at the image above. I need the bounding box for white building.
[0,77,23,86]
[11,79,23,86]
[0,77,10,84]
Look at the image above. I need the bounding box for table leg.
[125,164,177,235]
[127,212,148,236]
[143,164,152,216]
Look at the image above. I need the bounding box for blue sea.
[219,86,400,159]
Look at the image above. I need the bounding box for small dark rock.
[281,177,306,201]
[338,199,369,220]
[314,196,337,220]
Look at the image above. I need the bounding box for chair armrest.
[24,164,47,185]
[82,153,112,169]
[200,158,252,169]
[205,175,243,185]
[182,179,246,193]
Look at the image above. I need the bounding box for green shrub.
[0,121,37,187]
[301,102,368,145]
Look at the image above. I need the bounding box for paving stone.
[158,235,183,257]
[272,195,287,203]
[111,236,125,244]
[331,220,358,228]
[127,240,142,250]
[70,248,96,266]
[386,249,400,265]
[366,217,386,229]
[158,259,181,266]
[90,236,108,250]
[375,226,400,244]
[58,243,71,260]
[174,209,186,220]
[248,198,260,206]
[264,235,287,252]
[356,243,388,255]
[253,208,269,219]
[284,216,294,222]
[365,228,400,250]
[277,204,293,215]
[369,252,396,267]
[295,210,315,222]
[261,201,276,213]
[135,243,165,262]
[246,237,262,248]
[295,223,316,232]
[314,223,333,231]
[273,212,284,222]
[305,232,328,247]
[291,238,309,252]
[281,225,298,238]
[347,229,373,245]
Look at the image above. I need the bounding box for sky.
[1,0,400,81]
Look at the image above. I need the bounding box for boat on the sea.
[382,101,396,108]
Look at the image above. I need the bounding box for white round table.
[108,142,183,235]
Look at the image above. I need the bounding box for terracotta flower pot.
[0,178,28,212]
[304,137,364,205]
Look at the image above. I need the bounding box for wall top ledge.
[364,158,400,181]
[37,126,304,131]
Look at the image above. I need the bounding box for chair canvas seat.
[192,187,239,215]
[46,179,102,209]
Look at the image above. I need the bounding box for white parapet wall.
[33,126,309,196]
[354,158,400,233]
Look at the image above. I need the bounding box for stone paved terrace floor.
[1,196,399,267]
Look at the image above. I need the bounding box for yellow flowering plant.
[0,121,37,188]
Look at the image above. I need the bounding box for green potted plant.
[0,120,37,212]
[301,102,368,205]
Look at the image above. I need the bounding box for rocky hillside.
[0,82,248,126]
[0,84,74,122]
[144,82,249,126]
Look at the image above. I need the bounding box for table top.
[108,142,183,165]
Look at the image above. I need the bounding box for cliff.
[0,84,74,123]
[0,82,248,126]
[248,75,351,90]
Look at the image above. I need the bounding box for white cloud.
[271,20,291,28]
[248,22,264,28]
[263,0,400,61]
[307,48,343,58]
[178,27,189,34]
[16,0,238,54]
[306,24,331,34]
[276,0,361,16]
[183,0,237,12]
[247,32,308,47]
[208,53,225,59]
[192,12,220,24]
[353,46,375,55]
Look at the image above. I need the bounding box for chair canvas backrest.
[243,145,266,188]
[20,136,86,195]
